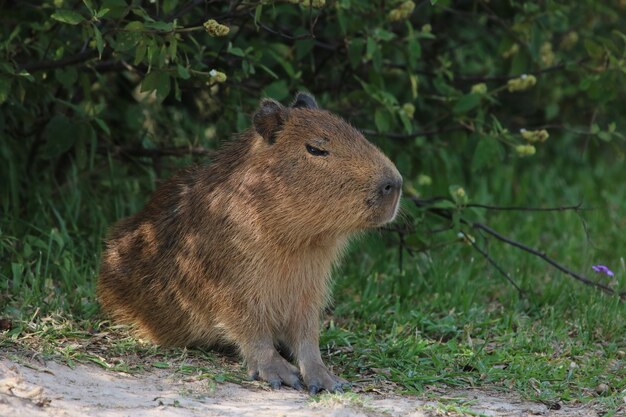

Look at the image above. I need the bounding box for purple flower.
[592,265,614,277]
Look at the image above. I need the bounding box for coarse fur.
[97,93,402,393]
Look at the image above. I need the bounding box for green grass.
[1,149,625,416]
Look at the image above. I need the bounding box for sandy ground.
[0,358,601,417]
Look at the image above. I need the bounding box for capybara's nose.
[380,176,403,197]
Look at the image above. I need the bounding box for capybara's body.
[97,93,402,393]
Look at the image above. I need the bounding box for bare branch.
[21,49,101,73]
[409,196,625,299]
[110,146,215,158]
[464,232,525,296]
[360,125,467,140]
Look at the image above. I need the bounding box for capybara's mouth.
[370,188,402,227]
[385,189,402,223]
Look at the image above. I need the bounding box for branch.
[109,145,215,158]
[454,60,588,83]
[360,125,467,140]
[464,232,525,296]
[464,202,590,212]
[470,221,621,297]
[250,12,314,41]
[20,49,100,73]
[409,197,625,299]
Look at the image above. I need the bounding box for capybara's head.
[248,92,402,239]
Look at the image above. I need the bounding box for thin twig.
[464,233,524,296]
[250,12,314,41]
[413,197,590,213]
[470,221,622,297]
[110,146,215,158]
[465,202,590,212]
[410,197,625,299]
[360,125,467,139]
[21,49,100,72]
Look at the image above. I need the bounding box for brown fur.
[97,93,402,393]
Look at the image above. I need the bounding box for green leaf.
[51,9,85,25]
[176,64,190,80]
[93,26,104,58]
[95,8,110,18]
[407,37,421,65]
[471,136,503,172]
[134,40,147,65]
[257,64,279,80]
[141,70,170,102]
[395,152,412,177]
[113,32,141,52]
[41,115,76,159]
[0,76,12,104]
[347,39,365,69]
[152,362,170,369]
[74,122,95,169]
[374,28,396,41]
[452,93,481,115]
[366,36,377,59]
[125,21,144,31]
[144,21,173,32]
[55,67,78,89]
[262,80,289,101]
[94,117,110,136]
[375,108,391,133]
[228,46,246,57]
[398,110,413,133]
[168,39,177,61]
[83,0,95,15]
[432,199,457,209]
[254,5,263,30]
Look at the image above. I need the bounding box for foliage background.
[1,0,626,412]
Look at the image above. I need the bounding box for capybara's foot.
[302,363,349,395]
[249,354,304,390]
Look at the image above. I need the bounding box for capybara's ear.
[253,98,287,144]
[291,92,318,109]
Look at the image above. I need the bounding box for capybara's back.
[98,92,402,393]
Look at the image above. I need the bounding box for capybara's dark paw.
[303,364,349,395]
[249,356,303,390]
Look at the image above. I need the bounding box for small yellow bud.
[417,174,432,186]
[457,232,476,245]
[507,74,537,92]
[560,31,579,50]
[209,69,227,83]
[449,185,468,204]
[502,43,519,59]
[203,19,230,37]
[470,83,487,95]
[388,1,415,22]
[520,129,549,143]
[421,23,432,33]
[540,42,555,66]
[402,103,415,119]
[297,0,326,7]
[515,144,536,156]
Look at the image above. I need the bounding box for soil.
[0,358,602,417]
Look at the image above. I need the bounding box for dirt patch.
[0,358,599,417]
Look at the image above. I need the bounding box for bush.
[2,0,626,312]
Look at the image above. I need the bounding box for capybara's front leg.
[287,317,348,394]
[242,337,303,390]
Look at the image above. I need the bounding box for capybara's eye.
[306,144,329,157]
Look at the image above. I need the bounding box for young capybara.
[97,92,402,394]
